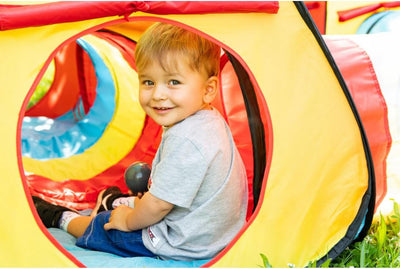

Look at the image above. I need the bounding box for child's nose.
[152,85,167,100]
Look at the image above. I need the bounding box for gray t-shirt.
[142,108,248,261]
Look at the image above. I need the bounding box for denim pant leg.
[76,211,156,258]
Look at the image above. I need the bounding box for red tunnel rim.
[17,14,274,267]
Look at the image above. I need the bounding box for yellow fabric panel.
[0,16,126,267]
[22,34,145,181]
[126,2,368,267]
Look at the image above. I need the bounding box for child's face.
[138,58,217,127]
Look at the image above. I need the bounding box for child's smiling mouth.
[152,106,173,113]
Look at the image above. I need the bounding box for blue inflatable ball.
[124,162,151,194]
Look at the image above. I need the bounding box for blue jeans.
[76,211,156,258]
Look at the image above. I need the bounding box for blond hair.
[135,22,220,77]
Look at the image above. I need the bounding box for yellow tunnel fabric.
[0,2,371,267]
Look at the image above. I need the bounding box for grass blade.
[360,239,366,267]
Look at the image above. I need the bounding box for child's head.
[135,22,221,127]
[135,22,220,79]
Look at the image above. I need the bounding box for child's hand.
[103,192,173,232]
[136,192,146,199]
[127,190,146,198]
[103,205,133,232]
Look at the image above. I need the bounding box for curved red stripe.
[325,37,391,210]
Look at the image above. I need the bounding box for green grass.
[27,61,55,110]
[260,201,400,267]
[330,201,400,267]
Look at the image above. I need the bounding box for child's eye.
[142,80,154,86]
[168,80,180,86]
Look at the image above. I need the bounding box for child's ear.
[203,76,218,104]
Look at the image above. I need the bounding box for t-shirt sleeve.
[149,135,208,208]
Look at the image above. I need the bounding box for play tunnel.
[0,1,376,267]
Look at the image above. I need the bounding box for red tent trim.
[0,1,279,31]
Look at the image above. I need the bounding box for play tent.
[0,1,376,267]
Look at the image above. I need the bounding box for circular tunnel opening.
[20,22,271,267]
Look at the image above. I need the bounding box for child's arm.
[103,192,173,232]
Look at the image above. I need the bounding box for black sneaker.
[32,196,73,228]
[90,186,129,217]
